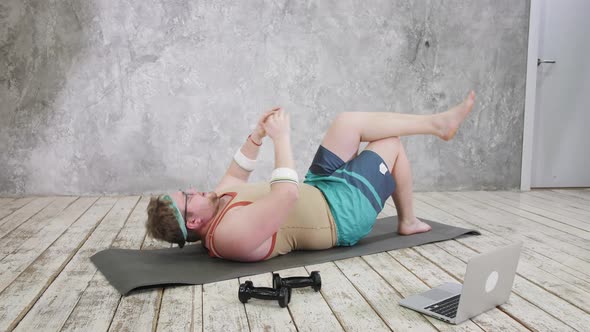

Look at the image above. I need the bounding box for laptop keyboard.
[424,295,460,319]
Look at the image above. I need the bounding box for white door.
[531,0,590,188]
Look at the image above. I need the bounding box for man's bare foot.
[434,91,476,141]
[398,217,432,235]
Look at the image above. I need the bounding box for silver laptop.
[399,242,522,324]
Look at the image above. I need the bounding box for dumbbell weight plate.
[238,281,253,303]
[272,273,281,290]
[278,287,290,308]
[310,271,321,291]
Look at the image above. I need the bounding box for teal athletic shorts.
[303,145,396,246]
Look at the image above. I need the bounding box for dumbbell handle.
[279,277,314,288]
[246,287,281,300]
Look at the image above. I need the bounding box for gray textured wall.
[0,0,529,195]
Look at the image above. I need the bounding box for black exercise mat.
[91,216,479,295]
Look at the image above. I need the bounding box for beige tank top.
[206,182,337,260]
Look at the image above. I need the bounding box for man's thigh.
[362,137,402,173]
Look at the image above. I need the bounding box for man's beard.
[208,192,220,213]
[208,192,218,203]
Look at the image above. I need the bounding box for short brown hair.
[146,196,199,247]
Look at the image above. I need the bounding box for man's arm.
[213,132,263,192]
[214,109,278,192]
[213,110,299,259]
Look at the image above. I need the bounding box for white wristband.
[270,167,299,185]
[233,148,256,172]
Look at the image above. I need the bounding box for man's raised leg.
[320,91,475,163]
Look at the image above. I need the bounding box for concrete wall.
[0,0,530,195]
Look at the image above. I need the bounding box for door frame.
[520,0,542,191]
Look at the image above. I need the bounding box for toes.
[420,222,432,232]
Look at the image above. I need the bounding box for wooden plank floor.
[0,189,588,331]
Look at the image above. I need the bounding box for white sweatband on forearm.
[233,148,257,172]
[270,167,299,186]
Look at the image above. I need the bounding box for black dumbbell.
[272,271,321,291]
[238,280,292,308]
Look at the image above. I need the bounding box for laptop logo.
[485,271,499,293]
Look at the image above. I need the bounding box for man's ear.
[186,218,202,230]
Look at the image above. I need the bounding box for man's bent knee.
[332,112,355,127]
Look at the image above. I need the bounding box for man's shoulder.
[213,205,248,234]
[209,206,256,254]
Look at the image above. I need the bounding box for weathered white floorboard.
[0,197,117,332]
[203,279,250,331]
[156,286,195,332]
[0,198,16,208]
[0,197,36,221]
[441,194,590,277]
[0,197,56,238]
[12,196,139,331]
[535,189,590,208]
[0,197,79,257]
[154,247,200,331]
[552,189,590,202]
[60,196,151,332]
[464,191,590,241]
[335,256,437,331]
[62,271,123,332]
[543,192,590,216]
[443,192,590,257]
[529,190,590,214]
[107,229,170,332]
[272,267,343,332]
[192,286,203,332]
[418,193,590,272]
[487,191,590,232]
[108,288,163,332]
[146,226,196,332]
[0,197,92,292]
[304,262,390,331]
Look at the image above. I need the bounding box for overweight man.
[146,92,475,262]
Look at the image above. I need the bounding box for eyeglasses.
[180,190,195,224]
